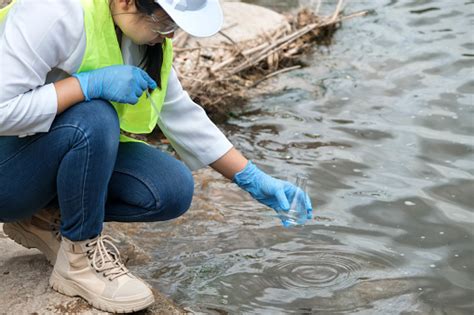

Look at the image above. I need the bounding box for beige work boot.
[3,207,61,265]
[50,234,155,313]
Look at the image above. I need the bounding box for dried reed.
[173,0,367,121]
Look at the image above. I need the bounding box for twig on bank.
[250,65,302,88]
[170,4,368,124]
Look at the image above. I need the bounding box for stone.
[185,2,290,46]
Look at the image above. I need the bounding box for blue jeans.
[0,100,194,241]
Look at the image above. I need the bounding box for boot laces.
[51,218,62,242]
[87,235,130,281]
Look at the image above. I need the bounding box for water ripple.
[214,245,403,307]
[142,0,474,312]
[265,251,362,291]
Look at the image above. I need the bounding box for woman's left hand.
[233,161,313,220]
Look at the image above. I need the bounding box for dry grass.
[172,0,367,122]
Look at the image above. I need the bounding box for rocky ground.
[0,222,187,314]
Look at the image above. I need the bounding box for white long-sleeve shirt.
[0,0,232,170]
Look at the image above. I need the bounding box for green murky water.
[135,1,473,313]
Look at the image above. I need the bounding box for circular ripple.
[253,246,401,298]
[269,254,360,290]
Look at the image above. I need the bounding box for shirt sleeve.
[0,0,83,136]
[157,68,233,171]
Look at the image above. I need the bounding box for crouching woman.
[0,0,312,312]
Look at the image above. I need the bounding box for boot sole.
[49,270,155,313]
[3,222,57,265]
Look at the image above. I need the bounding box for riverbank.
[0,0,362,313]
[0,167,235,314]
[0,222,187,314]
[164,1,368,127]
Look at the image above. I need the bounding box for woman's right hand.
[72,65,157,104]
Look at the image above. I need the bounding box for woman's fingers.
[139,69,157,90]
[305,194,313,219]
[120,95,138,105]
[137,75,148,91]
[275,188,290,211]
[304,194,313,219]
[128,69,157,103]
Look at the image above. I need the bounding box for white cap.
[154,0,223,37]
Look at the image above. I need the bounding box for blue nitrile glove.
[72,65,157,104]
[233,161,313,225]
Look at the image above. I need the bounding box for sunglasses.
[147,13,179,35]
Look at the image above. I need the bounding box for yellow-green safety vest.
[0,0,173,143]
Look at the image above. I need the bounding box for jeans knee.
[81,100,120,143]
[59,100,120,156]
[174,166,194,217]
[153,163,194,221]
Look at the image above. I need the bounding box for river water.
[132,0,474,314]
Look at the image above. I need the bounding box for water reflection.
[143,0,474,313]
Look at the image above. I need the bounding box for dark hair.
[135,0,165,88]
